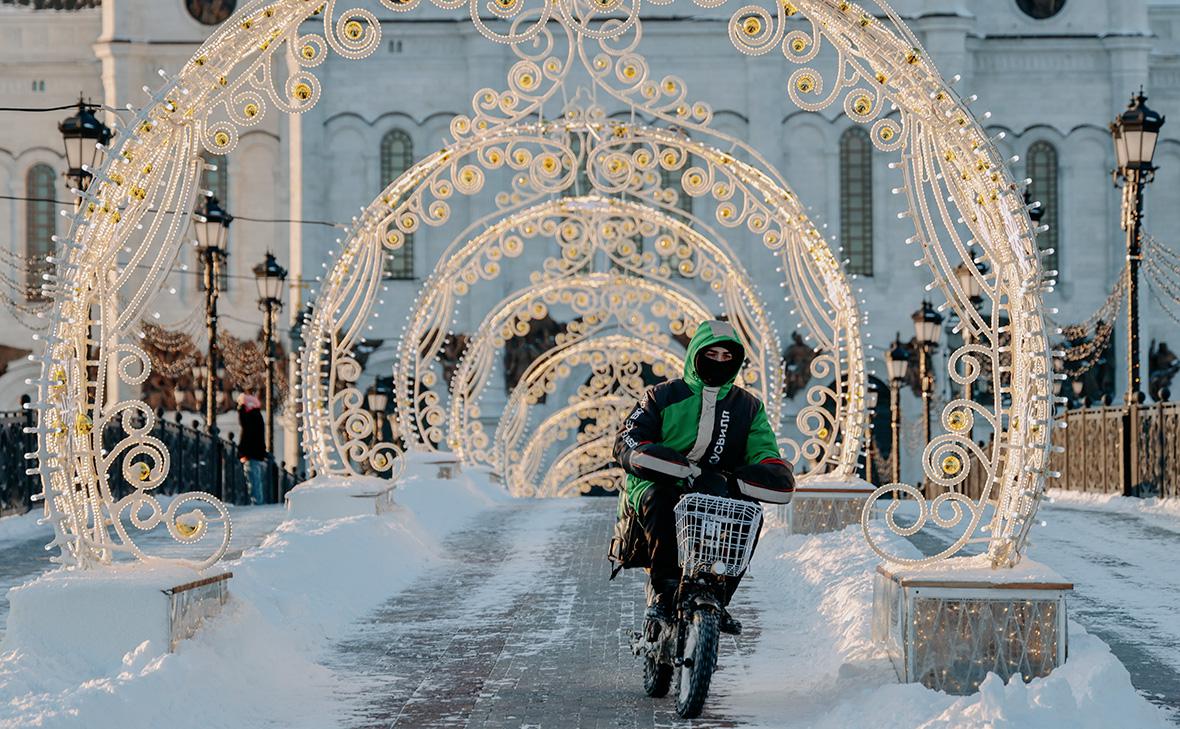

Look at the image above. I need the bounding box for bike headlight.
[712,560,727,575]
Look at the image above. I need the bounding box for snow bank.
[5,564,198,679]
[0,456,506,729]
[720,522,1173,729]
[878,552,1069,586]
[0,508,49,548]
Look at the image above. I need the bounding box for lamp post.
[193,195,232,432]
[1111,89,1164,495]
[367,385,389,441]
[885,334,911,484]
[953,251,988,440]
[253,253,287,453]
[912,300,944,448]
[366,384,390,477]
[254,253,287,501]
[864,387,879,485]
[192,363,208,414]
[58,98,111,195]
[59,99,112,379]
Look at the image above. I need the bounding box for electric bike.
[632,492,763,718]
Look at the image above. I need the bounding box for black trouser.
[637,472,757,607]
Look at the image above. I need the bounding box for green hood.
[683,320,746,396]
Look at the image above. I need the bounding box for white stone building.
[1,0,1179,478]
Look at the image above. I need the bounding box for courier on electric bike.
[609,320,794,718]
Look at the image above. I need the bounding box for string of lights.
[139,318,289,401]
[0,193,347,228]
[1140,236,1180,327]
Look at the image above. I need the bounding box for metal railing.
[0,401,37,515]
[0,397,304,516]
[1051,399,1180,498]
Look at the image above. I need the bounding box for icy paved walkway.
[327,497,759,729]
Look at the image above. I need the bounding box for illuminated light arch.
[442,272,711,461]
[390,195,789,453]
[310,114,871,482]
[32,0,1052,570]
[494,334,684,495]
[513,396,634,498]
[543,435,619,498]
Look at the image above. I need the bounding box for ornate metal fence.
[0,398,36,515]
[1050,400,1180,498]
[1133,401,1180,498]
[0,402,302,515]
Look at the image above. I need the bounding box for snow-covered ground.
[711,518,1172,729]
[0,473,1176,728]
[894,490,1180,724]
[0,458,508,728]
[0,500,287,643]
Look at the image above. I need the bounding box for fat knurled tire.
[675,608,719,718]
[643,655,673,697]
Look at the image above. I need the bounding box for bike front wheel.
[675,607,720,718]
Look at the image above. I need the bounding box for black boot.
[719,608,742,635]
[644,578,678,639]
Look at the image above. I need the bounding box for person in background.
[237,392,268,505]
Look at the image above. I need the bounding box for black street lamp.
[864,386,879,485]
[912,300,944,449]
[193,194,232,433]
[1111,88,1165,495]
[253,253,286,450]
[367,385,389,438]
[953,251,989,437]
[366,384,391,477]
[885,334,911,484]
[1110,90,1164,404]
[254,252,286,502]
[58,97,111,194]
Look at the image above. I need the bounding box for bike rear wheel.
[675,607,719,718]
[643,656,673,697]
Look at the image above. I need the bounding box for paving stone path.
[327,497,759,729]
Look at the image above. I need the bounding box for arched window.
[561,133,592,199]
[660,162,694,221]
[839,127,874,276]
[659,160,694,276]
[562,133,606,271]
[380,129,415,279]
[1027,141,1059,273]
[202,152,228,203]
[25,164,57,302]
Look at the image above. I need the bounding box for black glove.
[620,443,692,482]
[733,461,795,504]
[689,469,730,497]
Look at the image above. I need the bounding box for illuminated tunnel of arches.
[303,117,871,496]
[31,0,1054,572]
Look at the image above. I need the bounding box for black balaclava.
[693,341,745,387]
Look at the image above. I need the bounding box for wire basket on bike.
[674,493,764,578]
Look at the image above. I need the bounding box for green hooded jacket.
[612,320,784,515]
